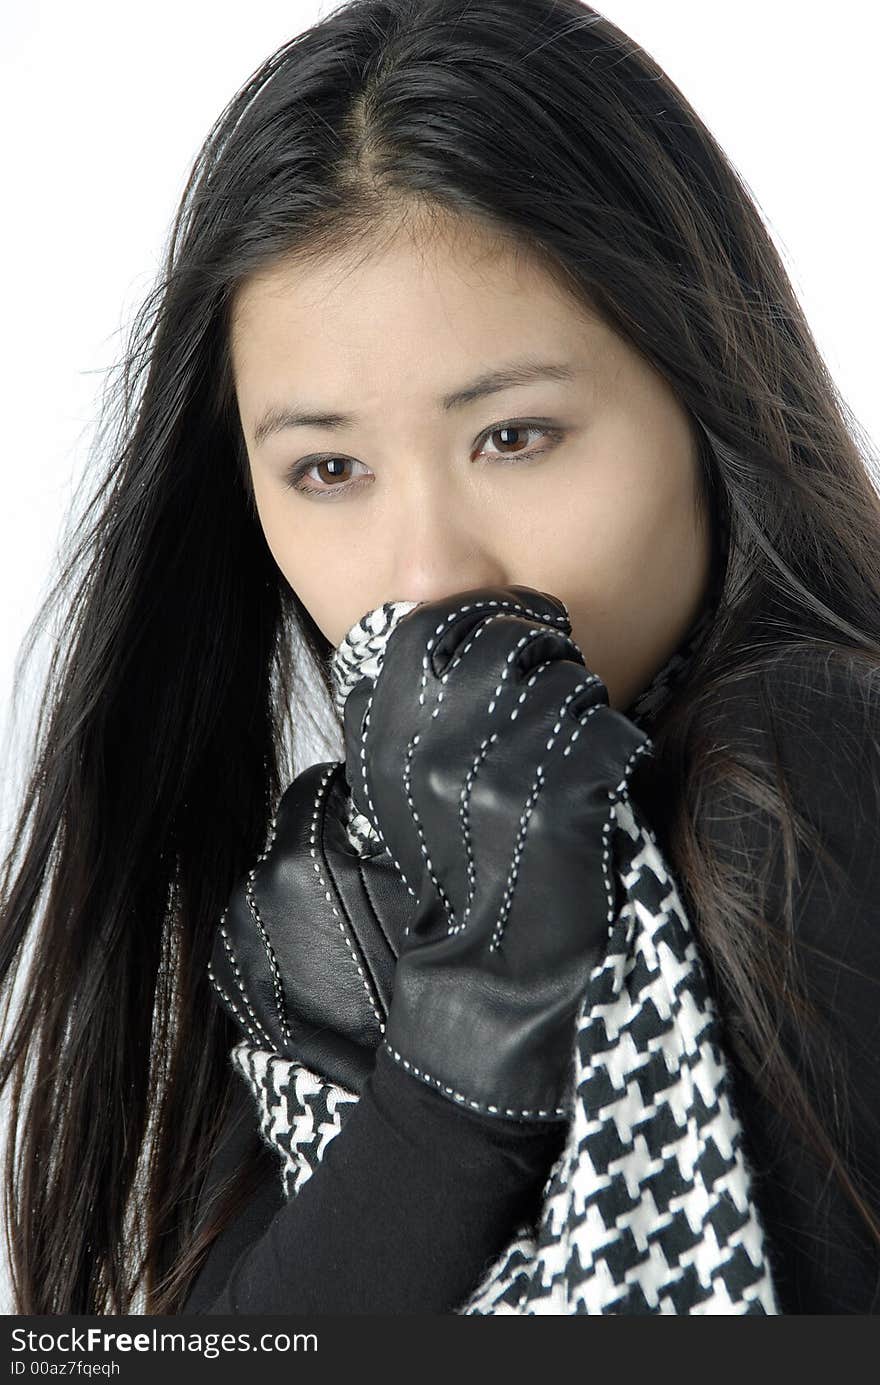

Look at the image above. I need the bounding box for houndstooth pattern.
[230,1044,360,1200]
[230,786,778,1314]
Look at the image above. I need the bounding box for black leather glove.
[208,759,415,1094]
[342,585,654,1123]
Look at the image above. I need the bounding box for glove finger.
[418,608,586,725]
[209,904,278,1051]
[341,671,431,893]
[321,761,415,965]
[424,584,574,677]
[407,657,610,935]
[374,585,573,698]
[490,698,653,971]
[341,675,375,824]
[269,763,398,1035]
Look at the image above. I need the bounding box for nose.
[384,482,509,607]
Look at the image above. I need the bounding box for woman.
[1,0,879,1314]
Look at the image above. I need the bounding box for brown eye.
[484,424,537,456]
[475,422,563,465]
[283,455,368,494]
[311,458,354,486]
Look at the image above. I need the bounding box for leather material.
[209,759,415,1095]
[342,584,655,1124]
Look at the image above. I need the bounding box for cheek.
[251,482,299,583]
[250,484,366,646]
[522,452,706,702]
[555,424,698,575]
[507,460,668,602]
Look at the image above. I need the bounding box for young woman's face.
[231,217,713,710]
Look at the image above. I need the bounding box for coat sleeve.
[179,1040,566,1315]
[693,649,880,1313]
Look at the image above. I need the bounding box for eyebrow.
[251,358,579,448]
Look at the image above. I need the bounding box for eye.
[282,420,564,500]
[479,422,561,462]
[284,455,366,496]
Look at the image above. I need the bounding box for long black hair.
[2,0,879,1312]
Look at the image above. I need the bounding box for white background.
[1,0,878,1313]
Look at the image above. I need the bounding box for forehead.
[229,215,606,383]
